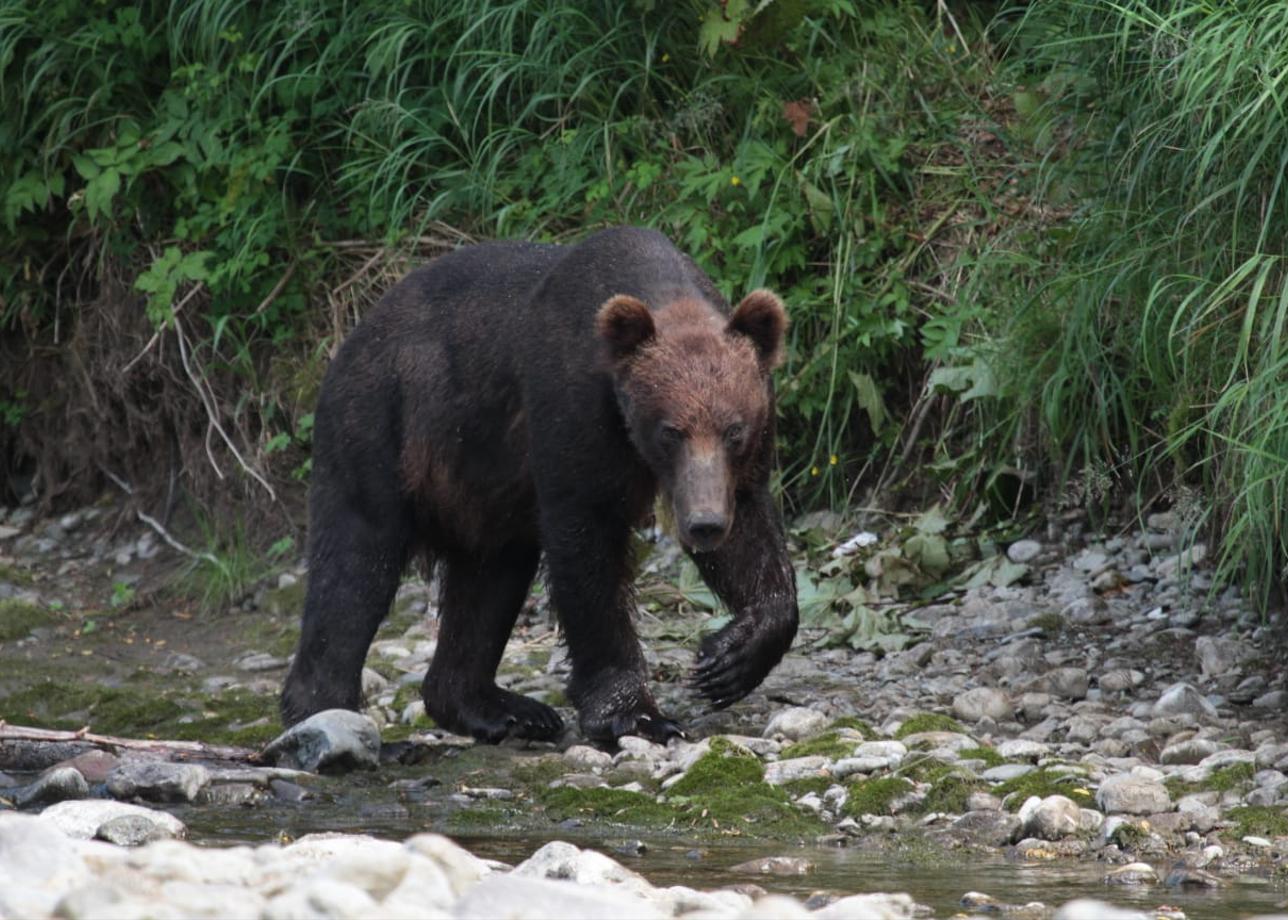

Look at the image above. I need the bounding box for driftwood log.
[0,722,261,772]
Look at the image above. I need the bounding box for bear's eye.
[658,423,685,449]
[723,422,748,449]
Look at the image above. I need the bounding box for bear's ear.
[596,294,656,362]
[727,289,787,368]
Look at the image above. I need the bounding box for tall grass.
[974,0,1288,606]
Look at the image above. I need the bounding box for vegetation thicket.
[3,0,1288,612]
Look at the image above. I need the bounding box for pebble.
[728,856,815,876]
[1021,795,1083,840]
[14,767,89,807]
[764,756,831,786]
[105,760,210,803]
[1152,682,1219,720]
[1007,540,1042,563]
[38,800,186,840]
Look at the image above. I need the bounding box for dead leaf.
[782,98,815,137]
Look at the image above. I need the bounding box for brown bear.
[281,226,798,743]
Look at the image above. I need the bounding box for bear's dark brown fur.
[281,227,798,743]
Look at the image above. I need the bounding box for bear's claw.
[691,615,791,710]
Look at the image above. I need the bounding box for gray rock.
[951,810,1023,847]
[1195,635,1253,679]
[262,709,381,773]
[455,874,666,920]
[995,739,1048,761]
[95,814,169,846]
[38,800,186,840]
[1007,540,1042,563]
[234,650,290,671]
[728,855,815,876]
[1023,795,1083,840]
[1098,669,1143,693]
[0,814,93,919]
[1045,667,1090,700]
[762,707,829,741]
[106,760,210,803]
[15,767,89,807]
[1053,899,1151,920]
[564,745,613,773]
[953,687,1013,722]
[1095,774,1171,815]
[814,892,923,920]
[853,740,907,763]
[1197,748,1255,770]
[983,764,1033,782]
[764,756,831,786]
[1253,689,1287,709]
[833,756,896,778]
[1155,543,1207,579]
[1152,682,1218,720]
[1160,738,1224,764]
[1103,862,1159,886]
[966,792,1003,811]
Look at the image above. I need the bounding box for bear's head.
[596,290,787,553]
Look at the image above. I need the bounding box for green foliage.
[951,0,1288,609]
[1,0,1006,514]
[994,768,1093,811]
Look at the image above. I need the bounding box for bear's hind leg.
[422,543,564,743]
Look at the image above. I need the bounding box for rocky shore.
[1,502,1287,917]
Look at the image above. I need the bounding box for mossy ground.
[843,777,914,817]
[894,713,964,739]
[828,716,877,737]
[779,731,859,761]
[535,739,826,839]
[0,562,36,587]
[0,599,55,641]
[1166,762,1256,799]
[1228,806,1288,838]
[994,768,1094,810]
[958,746,1005,768]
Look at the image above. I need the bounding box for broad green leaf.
[913,503,949,535]
[848,371,886,433]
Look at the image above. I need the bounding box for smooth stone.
[764,756,831,786]
[950,810,1023,847]
[0,814,94,918]
[38,800,186,840]
[1007,540,1042,563]
[262,709,381,773]
[1253,689,1287,709]
[762,707,829,741]
[95,814,169,846]
[1194,635,1252,679]
[728,855,815,876]
[814,892,924,919]
[983,764,1033,782]
[1023,795,1083,840]
[1160,738,1224,765]
[1053,899,1151,919]
[1152,682,1218,720]
[564,745,613,773]
[15,767,89,807]
[1104,862,1159,886]
[953,687,1014,722]
[1096,774,1171,815]
[106,760,210,803]
[995,739,1048,761]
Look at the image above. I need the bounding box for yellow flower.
[810,465,820,477]
[662,52,670,62]
[730,175,742,187]
[829,454,838,466]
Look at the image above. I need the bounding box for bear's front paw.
[692,615,792,709]
[425,685,565,744]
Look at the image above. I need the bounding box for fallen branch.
[97,465,228,574]
[173,315,278,501]
[122,283,205,374]
[0,722,262,766]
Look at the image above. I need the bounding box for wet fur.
[281,227,798,743]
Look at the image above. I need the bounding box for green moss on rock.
[894,713,964,739]
[0,599,53,641]
[779,731,856,761]
[540,787,675,826]
[1228,806,1288,839]
[843,777,914,817]
[921,771,984,813]
[959,746,1005,768]
[993,768,1094,810]
[828,716,877,738]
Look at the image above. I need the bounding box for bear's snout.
[683,510,730,552]
[673,440,734,553]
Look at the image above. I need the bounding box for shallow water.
[175,770,1288,920]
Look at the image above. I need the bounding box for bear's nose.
[685,513,728,551]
